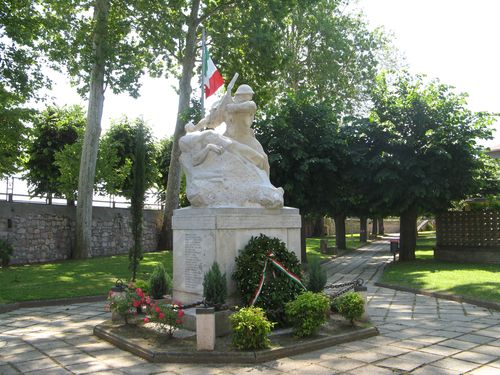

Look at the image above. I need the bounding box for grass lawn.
[381,231,500,303]
[0,252,172,304]
[306,234,368,263]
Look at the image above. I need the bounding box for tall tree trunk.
[334,213,346,250]
[378,217,384,235]
[159,0,201,250]
[75,0,109,259]
[371,217,378,236]
[359,216,368,243]
[399,205,417,261]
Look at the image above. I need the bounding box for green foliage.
[149,263,171,299]
[306,259,327,293]
[25,105,85,200]
[144,301,184,337]
[98,117,157,199]
[203,262,227,308]
[333,292,365,325]
[0,239,14,267]
[233,234,303,324]
[285,292,330,337]
[129,122,147,281]
[230,307,275,350]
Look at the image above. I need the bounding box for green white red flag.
[203,46,224,98]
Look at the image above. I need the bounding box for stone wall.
[436,210,500,264]
[0,201,163,265]
[323,218,400,236]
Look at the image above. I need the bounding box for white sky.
[46,0,500,147]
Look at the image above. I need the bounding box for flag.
[203,46,224,98]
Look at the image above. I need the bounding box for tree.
[98,117,157,199]
[25,105,86,204]
[0,1,48,177]
[129,122,147,281]
[360,71,496,260]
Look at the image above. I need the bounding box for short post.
[320,239,328,254]
[390,239,399,262]
[354,284,369,322]
[196,307,215,351]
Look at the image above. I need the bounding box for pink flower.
[175,318,181,325]
[143,317,149,323]
[177,310,185,318]
[146,296,151,305]
[133,300,141,308]
[154,306,161,314]
[136,288,144,298]
[158,312,165,320]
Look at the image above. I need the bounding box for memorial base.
[172,207,301,305]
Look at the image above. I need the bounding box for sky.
[46,0,500,147]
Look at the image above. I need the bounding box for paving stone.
[24,368,73,375]
[66,360,113,374]
[53,352,96,366]
[0,364,21,374]
[419,344,463,356]
[451,350,499,364]
[152,364,218,375]
[411,364,462,374]
[471,344,500,357]
[376,356,422,371]
[389,339,427,350]
[317,357,366,372]
[432,357,481,373]
[475,329,500,339]
[15,357,59,372]
[440,338,479,350]
[345,364,394,375]
[412,335,449,344]
[468,366,500,375]
[458,333,495,345]
[397,350,444,365]
[344,350,390,363]
[489,360,500,369]
[3,349,47,363]
[264,358,312,372]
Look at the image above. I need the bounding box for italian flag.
[203,46,224,98]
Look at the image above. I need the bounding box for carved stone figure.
[180,74,283,208]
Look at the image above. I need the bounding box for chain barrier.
[324,278,364,299]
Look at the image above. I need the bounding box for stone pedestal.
[196,307,215,351]
[172,207,301,305]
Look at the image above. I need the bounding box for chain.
[323,278,364,299]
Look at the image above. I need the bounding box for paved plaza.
[1,241,499,374]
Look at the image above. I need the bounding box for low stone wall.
[0,201,162,265]
[323,218,400,236]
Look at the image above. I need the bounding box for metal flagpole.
[201,26,206,117]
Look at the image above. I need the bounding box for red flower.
[136,288,144,298]
[133,300,141,308]
[176,318,181,324]
[146,296,151,305]
[177,310,185,318]
[143,317,150,323]
[158,312,165,320]
[154,306,161,314]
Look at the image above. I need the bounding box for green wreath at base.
[232,234,304,325]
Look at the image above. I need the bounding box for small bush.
[0,239,14,267]
[285,292,330,337]
[333,291,364,325]
[230,306,275,350]
[203,262,227,308]
[149,263,171,299]
[306,259,327,292]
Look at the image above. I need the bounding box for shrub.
[333,291,364,325]
[0,239,14,267]
[306,258,327,292]
[149,263,171,299]
[107,287,145,324]
[233,234,303,325]
[144,301,184,337]
[230,306,275,350]
[203,262,227,308]
[285,292,330,337]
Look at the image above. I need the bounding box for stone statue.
[179,74,284,208]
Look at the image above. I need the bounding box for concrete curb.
[374,282,500,312]
[94,321,379,364]
[0,295,106,314]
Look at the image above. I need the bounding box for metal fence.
[0,176,163,210]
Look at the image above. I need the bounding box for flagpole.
[201,26,206,118]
